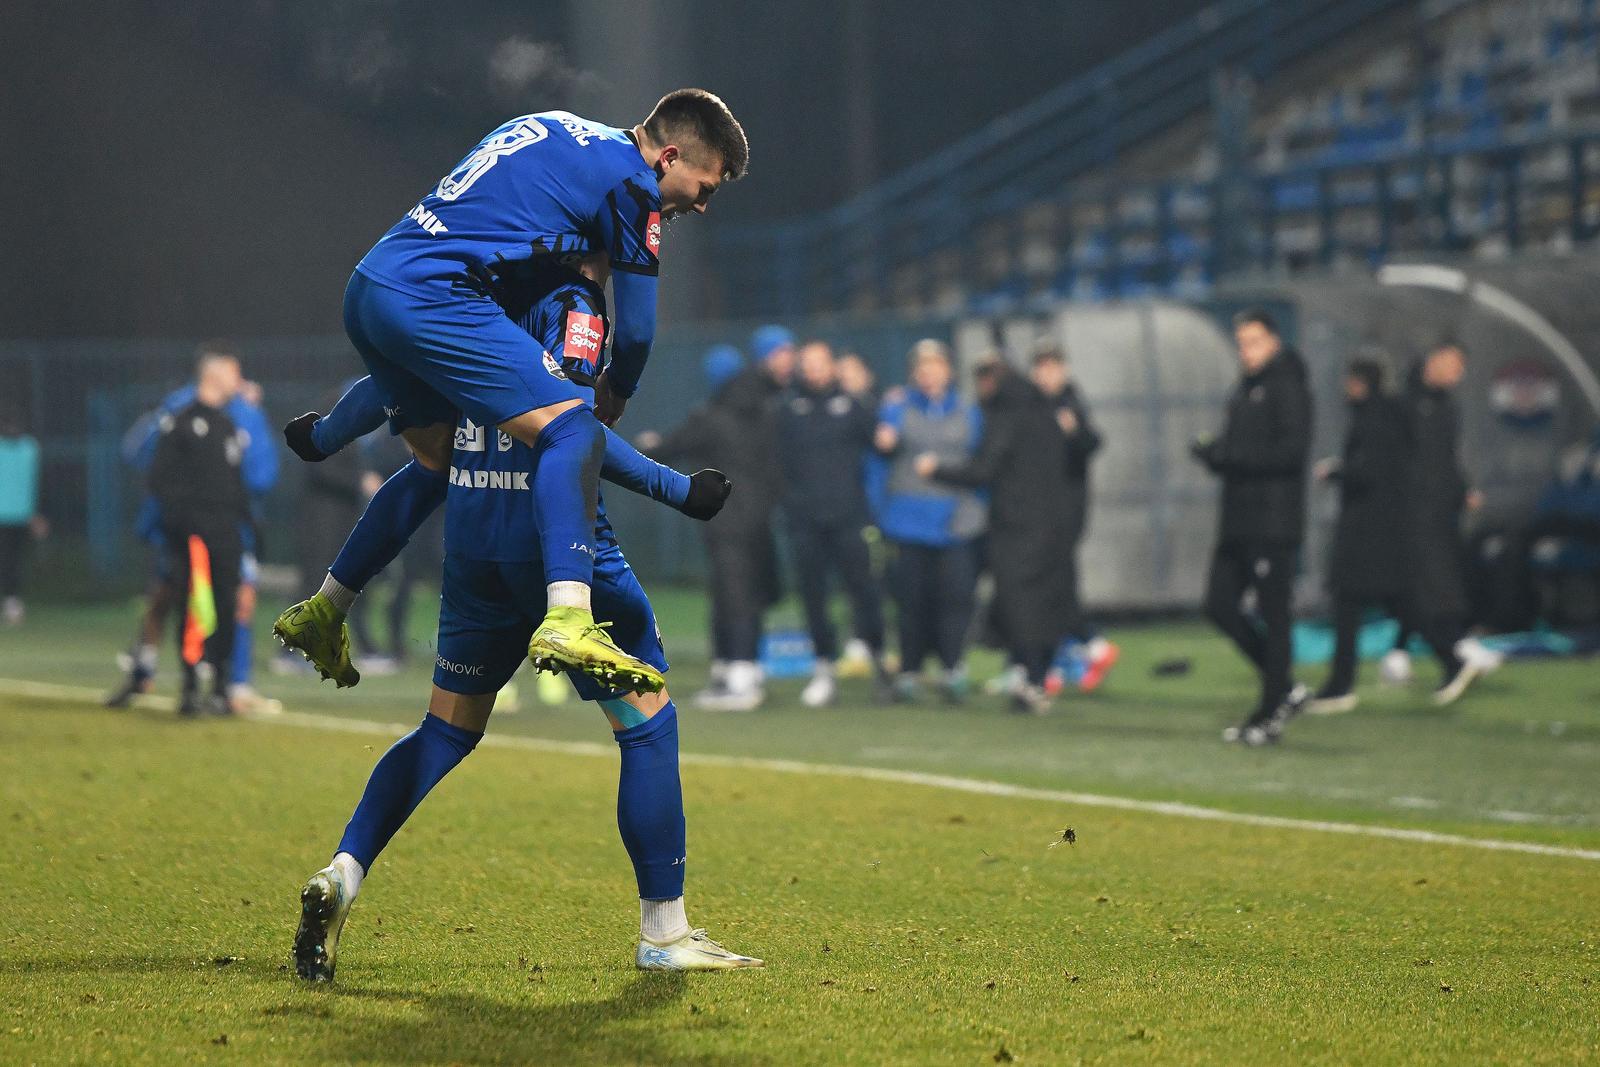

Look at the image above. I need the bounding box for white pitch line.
[6,676,1600,864]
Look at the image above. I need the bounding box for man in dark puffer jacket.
[1192,309,1313,745]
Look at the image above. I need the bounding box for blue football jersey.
[358,111,661,298]
[444,274,614,562]
[357,110,662,397]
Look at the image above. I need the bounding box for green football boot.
[527,605,665,695]
[272,593,360,688]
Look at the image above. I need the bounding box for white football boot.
[293,864,355,982]
[636,928,764,971]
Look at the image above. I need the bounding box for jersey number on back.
[435,119,549,202]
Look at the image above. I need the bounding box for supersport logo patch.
[645,211,662,256]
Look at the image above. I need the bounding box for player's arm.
[592,174,663,417]
[601,426,730,521]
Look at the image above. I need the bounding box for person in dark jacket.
[1029,344,1118,692]
[147,355,251,715]
[870,339,986,703]
[776,340,890,706]
[1192,309,1313,744]
[1308,358,1409,712]
[919,355,1077,715]
[644,346,783,712]
[1399,343,1485,705]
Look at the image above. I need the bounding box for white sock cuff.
[547,581,591,610]
[640,896,689,944]
[331,851,365,899]
[318,573,358,613]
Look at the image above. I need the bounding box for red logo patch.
[645,211,662,257]
[564,311,605,362]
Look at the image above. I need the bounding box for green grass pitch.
[1,594,1597,1064]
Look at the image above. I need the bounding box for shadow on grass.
[316,971,763,1067]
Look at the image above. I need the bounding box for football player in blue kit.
[273,89,747,695]
[291,253,759,978]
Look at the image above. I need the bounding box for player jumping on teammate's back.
[275,256,730,692]
[290,261,755,979]
[292,90,746,692]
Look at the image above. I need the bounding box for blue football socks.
[613,701,687,901]
[532,407,606,588]
[327,459,448,592]
[336,713,483,871]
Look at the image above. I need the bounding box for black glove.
[1189,436,1219,470]
[678,469,733,521]
[284,412,331,463]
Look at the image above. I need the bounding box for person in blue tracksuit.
[869,340,986,703]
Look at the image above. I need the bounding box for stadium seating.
[719,0,1600,317]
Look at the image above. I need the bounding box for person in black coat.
[1308,358,1409,712]
[1029,344,1119,691]
[1192,309,1313,744]
[644,347,783,711]
[920,356,1076,714]
[148,361,250,715]
[775,340,889,706]
[1399,343,1484,705]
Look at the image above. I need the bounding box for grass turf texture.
[1,596,1597,1064]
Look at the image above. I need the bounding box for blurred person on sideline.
[143,350,253,715]
[0,409,48,625]
[1306,357,1409,713]
[1029,344,1118,692]
[917,355,1079,715]
[1397,343,1495,705]
[750,324,797,394]
[107,343,279,712]
[1191,309,1312,745]
[837,350,878,406]
[870,340,986,703]
[279,379,370,678]
[640,345,782,711]
[776,340,891,705]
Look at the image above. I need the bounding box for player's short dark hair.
[1346,357,1385,393]
[1031,345,1066,368]
[1232,308,1279,335]
[195,339,239,370]
[643,89,748,181]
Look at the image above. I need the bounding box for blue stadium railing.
[712,0,1415,317]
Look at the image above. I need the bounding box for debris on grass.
[211,1034,228,1046]
[1048,827,1077,849]
[992,1042,1015,1063]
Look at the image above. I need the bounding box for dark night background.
[2,0,1209,338]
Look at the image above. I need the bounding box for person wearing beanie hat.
[750,325,797,389]
[702,344,746,394]
[644,344,785,711]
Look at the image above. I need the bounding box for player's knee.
[599,689,670,731]
[401,423,454,471]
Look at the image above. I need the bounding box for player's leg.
[293,556,521,982]
[343,272,651,686]
[106,563,173,707]
[569,554,761,971]
[275,279,459,684]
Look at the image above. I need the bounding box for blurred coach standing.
[1192,309,1313,745]
[871,340,986,703]
[148,359,252,715]
[1308,357,1409,713]
[1399,343,1489,705]
[777,340,891,706]
[644,346,783,712]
